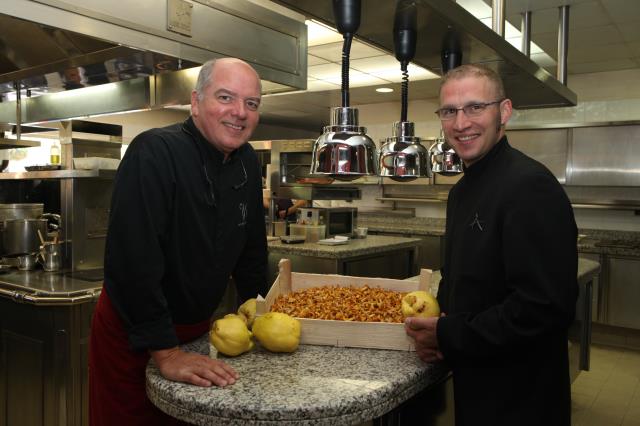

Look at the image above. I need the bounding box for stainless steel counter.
[0,269,102,305]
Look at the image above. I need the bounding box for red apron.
[89,289,210,426]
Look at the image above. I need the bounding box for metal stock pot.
[0,204,45,256]
[0,203,44,221]
[3,218,49,256]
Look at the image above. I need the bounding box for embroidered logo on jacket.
[238,202,247,227]
[469,212,484,231]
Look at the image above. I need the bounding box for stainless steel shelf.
[571,203,640,212]
[377,197,640,212]
[376,197,447,203]
[0,137,40,149]
[0,169,116,180]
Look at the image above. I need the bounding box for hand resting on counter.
[150,346,238,387]
[405,314,445,363]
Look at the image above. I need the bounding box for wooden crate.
[256,259,432,351]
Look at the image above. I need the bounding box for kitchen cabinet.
[606,257,640,329]
[579,252,602,322]
[0,297,96,426]
[369,231,444,271]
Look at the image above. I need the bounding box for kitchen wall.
[344,68,640,232]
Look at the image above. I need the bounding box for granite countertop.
[268,234,422,259]
[405,258,601,289]
[358,214,640,258]
[358,216,445,237]
[146,337,448,426]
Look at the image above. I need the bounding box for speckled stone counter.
[358,214,640,258]
[267,234,422,259]
[146,338,448,426]
[358,216,445,237]
[404,257,600,287]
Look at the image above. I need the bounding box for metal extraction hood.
[0,0,307,124]
[274,0,577,109]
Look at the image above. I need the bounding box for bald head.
[195,58,262,101]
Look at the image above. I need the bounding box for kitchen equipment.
[273,221,287,237]
[289,224,326,243]
[250,139,361,237]
[0,203,44,221]
[280,235,306,244]
[379,122,429,181]
[429,135,463,176]
[2,218,49,256]
[38,242,63,272]
[17,253,38,271]
[0,203,46,255]
[379,1,429,182]
[355,227,368,239]
[317,207,358,238]
[298,208,321,225]
[310,1,377,181]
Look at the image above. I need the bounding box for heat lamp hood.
[274,0,577,109]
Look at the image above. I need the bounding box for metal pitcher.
[38,242,63,272]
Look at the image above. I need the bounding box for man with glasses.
[89,58,268,425]
[405,64,578,426]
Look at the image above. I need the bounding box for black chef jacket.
[436,137,578,426]
[104,117,267,352]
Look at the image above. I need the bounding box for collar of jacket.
[462,135,509,178]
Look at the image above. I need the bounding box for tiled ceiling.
[257,0,640,131]
[480,0,640,74]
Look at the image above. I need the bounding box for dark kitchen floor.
[357,344,640,426]
[572,344,640,426]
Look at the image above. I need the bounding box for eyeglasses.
[435,99,504,120]
[203,158,247,207]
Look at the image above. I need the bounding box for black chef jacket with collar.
[436,136,578,426]
[103,117,267,352]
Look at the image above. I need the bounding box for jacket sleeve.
[436,171,578,363]
[232,156,268,303]
[103,131,178,352]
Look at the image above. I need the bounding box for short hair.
[194,58,262,102]
[194,59,218,102]
[439,64,506,100]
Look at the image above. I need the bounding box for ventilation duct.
[0,0,308,124]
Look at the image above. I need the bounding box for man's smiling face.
[439,75,512,167]
[191,59,261,156]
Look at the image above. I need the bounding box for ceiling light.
[376,87,393,93]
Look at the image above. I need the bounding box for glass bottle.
[50,142,61,165]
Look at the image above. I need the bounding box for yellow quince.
[237,298,257,328]
[210,314,254,356]
[252,312,301,353]
[401,290,440,318]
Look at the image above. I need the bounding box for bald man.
[89,58,268,425]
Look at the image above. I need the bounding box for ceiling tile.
[350,55,399,73]
[567,58,640,74]
[305,20,343,46]
[307,63,342,79]
[569,43,635,63]
[308,40,386,62]
[306,80,341,92]
[601,0,640,25]
[617,23,640,42]
[307,54,330,66]
[318,69,387,87]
